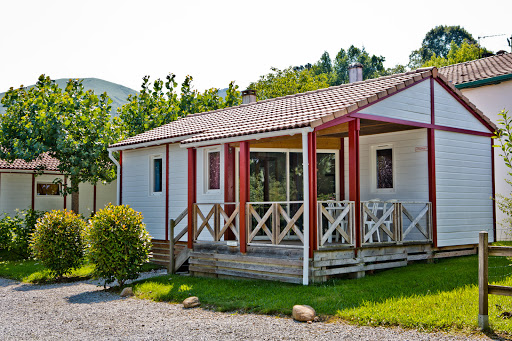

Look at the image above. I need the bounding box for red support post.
[491,139,496,242]
[429,78,438,247]
[31,173,35,210]
[224,144,236,240]
[340,138,345,200]
[348,119,361,248]
[165,143,170,241]
[63,175,67,210]
[187,148,197,249]
[119,151,123,205]
[308,132,317,257]
[239,141,250,254]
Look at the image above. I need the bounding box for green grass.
[131,255,512,335]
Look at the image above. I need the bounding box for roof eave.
[455,73,512,89]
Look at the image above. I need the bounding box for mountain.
[0,78,138,116]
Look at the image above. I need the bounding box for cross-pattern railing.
[317,201,354,247]
[246,201,304,246]
[193,203,239,242]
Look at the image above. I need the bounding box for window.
[207,150,220,191]
[37,183,60,196]
[371,144,395,192]
[152,157,163,194]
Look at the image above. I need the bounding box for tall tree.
[0,75,118,213]
[312,51,333,75]
[422,40,491,68]
[409,25,478,68]
[332,46,386,85]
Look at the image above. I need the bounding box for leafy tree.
[312,51,333,75]
[332,46,386,85]
[0,75,118,213]
[422,40,489,68]
[409,25,478,68]
[248,67,330,100]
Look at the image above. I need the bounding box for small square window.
[37,183,60,196]
[153,158,163,193]
[207,150,220,190]
[376,148,393,189]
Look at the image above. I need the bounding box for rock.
[182,296,200,308]
[120,287,133,297]
[292,305,316,322]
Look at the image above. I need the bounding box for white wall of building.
[0,173,32,216]
[169,144,188,241]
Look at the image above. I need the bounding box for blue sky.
[1,0,511,93]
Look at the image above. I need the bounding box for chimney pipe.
[348,63,363,83]
[242,89,257,104]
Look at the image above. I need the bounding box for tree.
[409,25,478,68]
[312,51,333,76]
[332,46,387,85]
[422,40,490,68]
[118,74,241,139]
[0,75,118,213]
[248,67,330,100]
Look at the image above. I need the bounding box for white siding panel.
[34,174,65,213]
[78,182,94,217]
[358,80,431,124]
[435,131,493,246]
[122,146,166,240]
[95,182,116,210]
[168,144,188,241]
[434,82,489,133]
[0,174,32,216]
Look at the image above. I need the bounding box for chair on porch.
[363,199,394,243]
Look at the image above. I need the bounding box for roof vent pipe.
[242,89,257,104]
[348,62,363,83]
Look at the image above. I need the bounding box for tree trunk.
[71,178,79,214]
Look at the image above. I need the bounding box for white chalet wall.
[358,80,431,124]
[34,174,65,212]
[168,144,188,241]
[0,173,32,216]
[435,131,493,246]
[433,82,489,133]
[95,182,116,211]
[122,145,167,240]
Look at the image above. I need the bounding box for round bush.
[30,209,86,278]
[86,204,151,287]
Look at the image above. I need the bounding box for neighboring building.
[440,52,512,239]
[0,153,116,217]
[110,66,495,283]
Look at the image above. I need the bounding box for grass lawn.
[0,249,162,283]
[132,255,512,335]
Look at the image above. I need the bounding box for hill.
[0,78,138,116]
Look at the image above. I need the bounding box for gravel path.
[0,276,493,341]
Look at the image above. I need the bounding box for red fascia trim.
[239,141,250,254]
[349,112,494,137]
[308,132,318,257]
[187,148,197,249]
[223,144,236,240]
[31,173,35,210]
[93,184,97,214]
[491,139,496,241]
[340,138,345,200]
[434,78,495,133]
[119,151,123,205]
[165,143,170,241]
[348,119,361,248]
[314,115,355,131]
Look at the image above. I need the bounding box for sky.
[1,0,511,94]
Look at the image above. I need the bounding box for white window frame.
[205,147,221,193]
[149,154,163,196]
[370,143,396,194]
[36,182,61,196]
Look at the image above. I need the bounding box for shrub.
[30,209,86,278]
[0,209,46,258]
[86,204,151,287]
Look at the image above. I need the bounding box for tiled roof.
[0,153,60,171]
[111,67,493,148]
[439,52,512,85]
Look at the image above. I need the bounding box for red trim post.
[340,138,345,200]
[224,144,236,240]
[429,78,438,247]
[491,139,496,241]
[31,173,35,210]
[348,119,361,248]
[239,141,250,253]
[93,184,97,214]
[308,132,317,257]
[165,143,170,241]
[119,151,123,205]
[187,148,197,249]
[63,176,67,210]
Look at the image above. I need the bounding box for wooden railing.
[317,201,354,248]
[169,208,189,273]
[361,201,432,246]
[246,201,304,247]
[192,203,239,242]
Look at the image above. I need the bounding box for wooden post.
[239,141,250,253]
[348,119,361,248]
[187,148,197,249]
[479,231,489,330]
[169,219,175,274]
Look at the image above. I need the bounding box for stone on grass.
[183,296,200,308]
[292,305,316,322]
[120,287,134,297]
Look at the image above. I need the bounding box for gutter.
[180,127,314,148]
[108,134,199,152]
[455,73,512,89]
[108,150,121,205]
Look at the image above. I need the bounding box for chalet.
[439,52,512,239]
[0,153,115,217]
[109,66,496,284]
